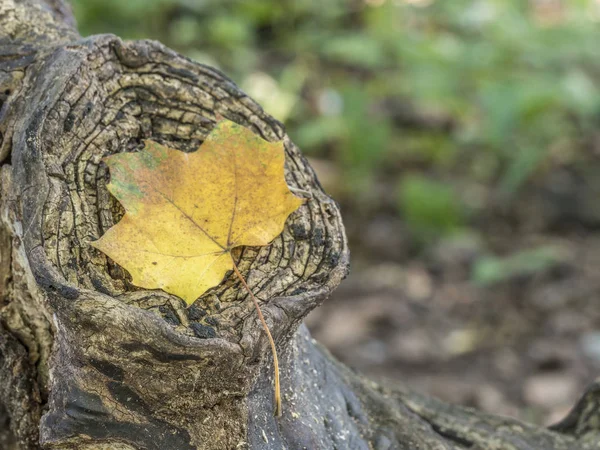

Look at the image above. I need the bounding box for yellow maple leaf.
[93,117,303,416]
[92,117,303,304]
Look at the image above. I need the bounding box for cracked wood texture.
[1,1,600,449]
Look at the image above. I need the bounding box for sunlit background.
[71,0,600,425]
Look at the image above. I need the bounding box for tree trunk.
[1,1,600,449]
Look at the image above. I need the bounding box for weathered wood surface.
[1,0,600,448]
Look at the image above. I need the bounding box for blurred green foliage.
[71,0,600,244]
[398,175,465,241]
[472,245,566,286]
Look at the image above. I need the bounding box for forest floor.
[307,162,600,426]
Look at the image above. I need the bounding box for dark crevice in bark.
[428,423,474,448]
[0,402,19,450]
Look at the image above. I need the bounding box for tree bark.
[1,0,600,449]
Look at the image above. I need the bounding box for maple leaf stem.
[231,259,282,417]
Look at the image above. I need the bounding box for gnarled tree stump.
[1,1,600,449]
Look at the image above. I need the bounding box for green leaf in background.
[339,86,390,172]
[320,34,387,69]
[398,175,465,242]
[472,246,567,286]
